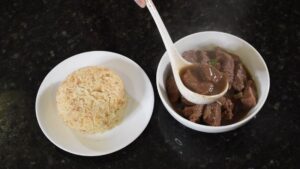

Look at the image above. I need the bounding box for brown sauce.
[180,64,228,95]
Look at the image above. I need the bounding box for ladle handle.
[145,0,186,69]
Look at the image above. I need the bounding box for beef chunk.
[231,53,241,63]
[197,64,213,82]
[182,50,210,64]
[218,97,234,120]
[233,63,247,91]
[182,50,199,63]
[181,96,195,106]
[182,105,204,122]
[203,103,222,126]
[196,50,210,64]
[210,66,223,83]
[197,64,223,83]
[215,48,235,86]
[166,74,180,103]
[181,68,214,94]
[241,80,257,109]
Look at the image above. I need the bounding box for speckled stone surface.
[0,0,299,168]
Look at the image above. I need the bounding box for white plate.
[35,51,154,156]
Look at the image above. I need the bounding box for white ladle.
[145,0,228,104]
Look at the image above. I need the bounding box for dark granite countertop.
[1,0,299,168]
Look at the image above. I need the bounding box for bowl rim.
[156,31,270,132]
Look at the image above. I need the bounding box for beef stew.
[166,47,258,126]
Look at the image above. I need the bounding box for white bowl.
[36,51,154,156]
[156,31,270,133]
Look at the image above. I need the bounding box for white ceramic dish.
[36,51,154,156]
[156,31,270,133]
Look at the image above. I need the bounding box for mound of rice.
[56,66,127,134]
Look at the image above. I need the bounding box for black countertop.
[1,0,299,168]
